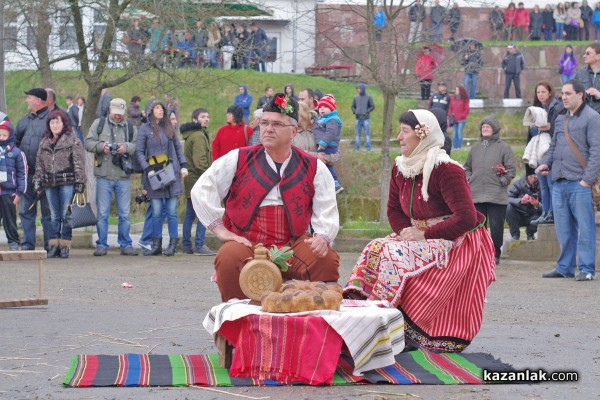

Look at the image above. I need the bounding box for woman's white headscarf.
[395,109,463,201]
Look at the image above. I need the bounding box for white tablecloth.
[203,299,405,375]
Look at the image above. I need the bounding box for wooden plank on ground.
[0,299,49,308]
[0,250,47,261]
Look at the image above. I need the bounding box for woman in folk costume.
[344,109,496,353]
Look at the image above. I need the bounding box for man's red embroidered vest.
[224,145,317,238]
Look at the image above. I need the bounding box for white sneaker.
[137,240,152,251]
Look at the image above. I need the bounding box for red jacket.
[211,122,253,160]
[415,53,437,81]
[504,8,517,25]
[448,96,470,122]
[514,8,530,27]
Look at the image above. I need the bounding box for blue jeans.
[595,23,600,40]
[543,28,554,40]
[463,73,478,100]
[140,203,166,244]
[561,73,575,84]
[354,118,371,151]
[555,22,564,39]
[537,172,553,213]
[318,146,339,182]
[19,175,51,250]
[452,121,466,149]
[151,197,178,238]
[552,180,596,277]
[182,198,207,250]
[45,185,74,241]
[96,178,132,249]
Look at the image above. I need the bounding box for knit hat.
[0,119,15,145]
[262,93,299,122]
[317,94,337,111]
[479,115,501,136]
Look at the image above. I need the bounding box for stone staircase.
[508,212,600,264]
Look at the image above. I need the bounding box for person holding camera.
[506,169,542,241]
[136,102,187,257]
[85,98,138,256]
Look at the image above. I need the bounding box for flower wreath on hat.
[273,94,294,115]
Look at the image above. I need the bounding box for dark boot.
[529,211,546,226]
[47,239,60,258]
[59,239,71,259]
[143,238,162,256]
[541,211,554,224]
[163,237,178,257]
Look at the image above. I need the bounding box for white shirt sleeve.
[191,149,339,242]
[191,149,239,229]
[310,159,339,242]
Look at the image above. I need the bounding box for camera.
[111,151,134,174]
[106,143,120,156]
[135,193,149,204]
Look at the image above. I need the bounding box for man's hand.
[304,236,329,258]
[102,142,110,154]
[520,194,530,205]
[529,196,540,207]
[212,224,252,247]
[11,194,19,205]
[580,180,590,187]
[587,87,600,99]
[536,164,550,176]
[399,227,426,241]
[116,143,126,155]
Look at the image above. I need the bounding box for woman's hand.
[399,227,426,241]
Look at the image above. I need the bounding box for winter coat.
[67,104,79,130]
[530,11,543,38]
[409,4,426,22]
[464,121,517,205]
[575,66,600,114]
[559,53,578,76]
[507,175,541,216]
[448,8,461,28]
[211,123,252,160]
[504,8,517,25]
[428,93,452,115]
[192,28,208,50]
[581,4,593,22]
[554,9,568,24]
[542,104,600,185]
[0,125,27,197]
[234,84,253,119]
[33,133,86,189]
[135,122,187,199]
[567,7,581,26]
[501,51,525,74]
[523,132,551,169]
[127,102,143,127]
[593,9,600,24]
[180,122,211,199]
[462,49,483,74]
[84,117,137,181]
[313,111,342,148]
[15,107,50,174]
[430,6,445,24]
[448,96,470,122]
[542,10,555,30]
[415,53,437,81]
[514,8,530,27]
[95,92,111,119]
[351,84,375,119]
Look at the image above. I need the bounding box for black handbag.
[448,114,455,126]
[65,193,97,229]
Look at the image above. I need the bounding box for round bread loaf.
[261,280,343,313]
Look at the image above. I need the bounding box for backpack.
[96,117,143,173]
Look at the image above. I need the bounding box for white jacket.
[523,133,552,168]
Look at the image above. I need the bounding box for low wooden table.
[203,300,404,385]
[0,250,48,308]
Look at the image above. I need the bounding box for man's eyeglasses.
[259,120,295,130]
[585,52,595,55]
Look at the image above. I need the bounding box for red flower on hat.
[274,94,293,114]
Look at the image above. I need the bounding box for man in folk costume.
[191,94,340,301]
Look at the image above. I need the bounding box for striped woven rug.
[63,350,513,387]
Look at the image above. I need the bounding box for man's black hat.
[24,88,47,102]
[262,93,299,122]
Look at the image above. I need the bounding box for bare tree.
[316,0,459,225]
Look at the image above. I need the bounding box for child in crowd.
[313,94,344,194]
[0,118,27,251]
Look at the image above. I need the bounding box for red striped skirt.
[344,227,496,352]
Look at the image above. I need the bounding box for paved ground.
[1,250,598,400]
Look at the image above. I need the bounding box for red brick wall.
[315,4,588,100]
